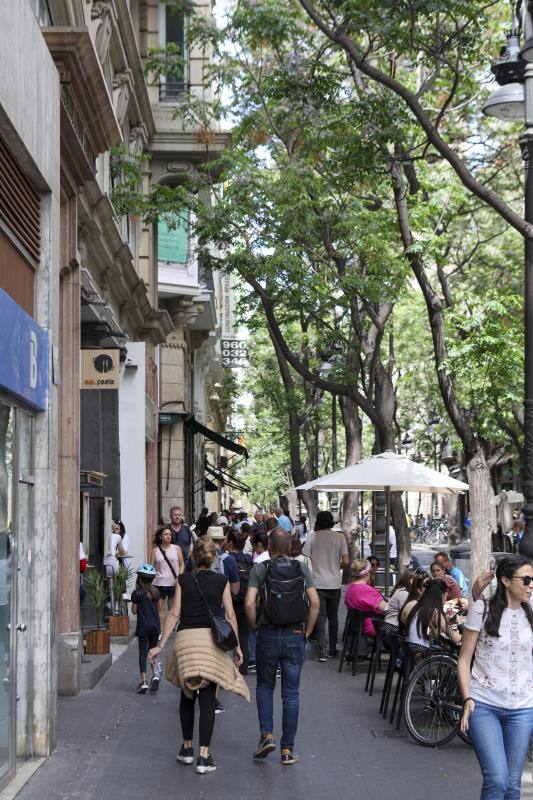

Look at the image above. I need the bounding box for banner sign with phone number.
[222,339,249,368]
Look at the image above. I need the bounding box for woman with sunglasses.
[458,554,533,800]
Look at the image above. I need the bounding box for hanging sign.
[80,349,119,389]
[222,339,248,368]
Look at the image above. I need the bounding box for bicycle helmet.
[137,563,156,580]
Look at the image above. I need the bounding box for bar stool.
[338,609,367,676]
[364,616,384,696]
[390,644,418,729]
[379,632,404,718]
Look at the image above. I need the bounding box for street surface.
[17,635,480,800]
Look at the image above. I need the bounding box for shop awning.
[205,462,250,494]
[186,416,248,459]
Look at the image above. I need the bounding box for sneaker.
[276,666,281,678]
[137,681,149,694]
[214,699,225,714]
[248,661,256,674]
[177,745,194,765]
[149,675,160,692]
[315,655,327,663]
[281,748,299,765]
[253,734,277,759]
[196,754,216,774]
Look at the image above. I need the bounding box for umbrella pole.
[385,486,391,596]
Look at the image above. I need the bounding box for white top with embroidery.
[465,599,533,709]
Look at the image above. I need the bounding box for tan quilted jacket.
[165,626,250,701]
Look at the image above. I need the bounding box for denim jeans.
[256,628,306,749]
[316,588,341,656]
[468,701,533,800]
[249,629,256,662]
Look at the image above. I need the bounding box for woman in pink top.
[150,526,184,629]
[345,558,388,636]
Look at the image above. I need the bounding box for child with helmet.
[131,564,162,694]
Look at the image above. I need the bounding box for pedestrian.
[169,506,195,562]
[131,564,161,694]
[458,554,533,800]
[250,511,266,536]
[303,510,349,661]
[150,525,184,630]
[244,528,319,765]
[275,506,293,533]
[149,538,249,774]
[226,529,253,675]
[251,531,270,563]
[289,536,312,574]
[195,507,211,537]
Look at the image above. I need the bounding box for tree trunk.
[466,448,496,583]
[299,489,318,530]
[390,491,411,570]
[339,396,361,556]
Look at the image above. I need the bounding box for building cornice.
[42,28,122,157]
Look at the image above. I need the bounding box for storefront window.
[0,403,14,781]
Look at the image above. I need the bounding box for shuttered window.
[0,135,40,263]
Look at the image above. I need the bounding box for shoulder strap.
[193,571,214,619]
[158,546,178,580]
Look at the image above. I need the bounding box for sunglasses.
[511,575,533,586]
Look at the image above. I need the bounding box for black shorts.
[156,585,175,600]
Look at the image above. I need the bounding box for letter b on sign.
[29,331,38,390]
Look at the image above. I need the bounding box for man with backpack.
[244,529,319,766]
[226,529,253,675]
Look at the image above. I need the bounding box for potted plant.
[83,568,110,654]
[109,563,133,637]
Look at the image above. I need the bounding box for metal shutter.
[0,135,40,262]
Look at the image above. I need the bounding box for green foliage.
[83,569,108,628]
[111,563,134,616]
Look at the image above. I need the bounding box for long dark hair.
[484,554,533,637]
[135,576,159,601]
[406,579,448,640]
[390,566,420,598]
[153,526,172,547]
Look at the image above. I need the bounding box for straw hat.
[207,526,225,540]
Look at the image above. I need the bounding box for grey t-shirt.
[249,556,315,628]
[303,529,348,590]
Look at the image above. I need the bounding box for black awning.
[205,478,218,492]
[186,416,248,458]
[205,462,250,494]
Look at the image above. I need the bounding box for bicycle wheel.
[404,654,463,747]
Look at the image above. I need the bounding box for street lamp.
[483,10,533,559]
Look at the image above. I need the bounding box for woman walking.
[458,554,533,800]
[150,526,184,630]
[149,537,249,774]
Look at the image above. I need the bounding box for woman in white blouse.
[458,555,533,800]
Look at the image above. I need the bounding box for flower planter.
[85,628,110,655]
[109,615,129,637]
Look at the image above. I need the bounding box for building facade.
[0,0,234,791]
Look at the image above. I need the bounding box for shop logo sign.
[81,350,118,389]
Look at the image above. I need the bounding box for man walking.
[303,510,349,661]
[169,506,194,562]
[244,529,319,765]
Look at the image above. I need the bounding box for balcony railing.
[159,80,189,102]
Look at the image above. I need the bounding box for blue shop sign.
[0,289,49,411]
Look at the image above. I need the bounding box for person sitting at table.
[345,558,388,637]
[367,556,380,587]
[405,578,462,656]
[383,566,420,638]
[430,561,461,601]
[399,574,429,629]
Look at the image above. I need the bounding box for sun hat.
[207,526,226,540]
[217,515,229,525]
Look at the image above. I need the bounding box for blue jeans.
[256,628,306,749]
[249,628,256,662]
[468,701,533,800]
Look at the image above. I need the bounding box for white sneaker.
[137,681,149,694]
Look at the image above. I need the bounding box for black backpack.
[233,552,253,603]
[261,560,309,627]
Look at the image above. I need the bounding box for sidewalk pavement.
[14,636,484,800]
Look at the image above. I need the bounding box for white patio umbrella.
[295,451,469,592]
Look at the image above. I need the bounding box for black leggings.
[179,682,217,747]
[138,634,159,673]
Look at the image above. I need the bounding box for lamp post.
[483,9,533,558]
[401,432,413,515]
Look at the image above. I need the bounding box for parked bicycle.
[403,644,469,747]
